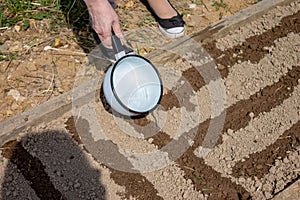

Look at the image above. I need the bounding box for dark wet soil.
[2,139,66,199]
[1,5,299,200]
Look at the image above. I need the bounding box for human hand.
[84,0,123,48]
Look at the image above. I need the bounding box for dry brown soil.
[0,1,300,200]
[0,0,257,123]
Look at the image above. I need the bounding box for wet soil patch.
[65,116,163,200]
[146,61,300,198]
[232,120,300,179]
[182,67,206,92]
[148,116,251,199]
[65,116,83,145]
[110,169,163,200]
[150,131,172,149]
[160,90,180,110]
[2,139,66,199]
[203,11,300,68]
[152,64,300,198]
[148,60,299,197]
[222,65,300,137]
[2,1,299,199]
[175,119,251,200]
[131,117,151,126]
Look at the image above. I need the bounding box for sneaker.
[156,13,185,38]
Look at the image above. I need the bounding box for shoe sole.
[158,25,185,39]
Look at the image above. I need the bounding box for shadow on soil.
[59,0,115,70]
[1,130,106,200]
[58,0,155,53]
[57,0,161,71]
[59,0,95,53]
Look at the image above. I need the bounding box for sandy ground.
[0,0,300,200]
[0,0,257,123]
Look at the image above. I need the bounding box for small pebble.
[248,112,255,118]
[74,183,81,188]
[264,191,273,199]
[217,64,225,70]
[6,175,13,182]
[183,191,189,199]
[186,179,192,185]
[56,171,61,176]
[222,134,230,141]
[239,177,245,183]
[14,25,21,32]
[283,157,289,163]
[148,138,154,143]
[225,156,232,161]
[12,191,18,197]
[227,129,234,135]
[5,191,11,196]
[189,3,196,9]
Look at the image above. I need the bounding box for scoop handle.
[112,34,125,54]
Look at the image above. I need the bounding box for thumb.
[112,21,124,39]
[99,35,112,48]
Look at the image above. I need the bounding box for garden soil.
[0,0,300,200]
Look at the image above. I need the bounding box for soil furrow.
[65,117,163,200]
[148,116,251,199]
[170,10,300,96]
[180,64,300,154]
[160,90,181,110]
[206,84,300,176]
[204,10,300,68]
[150,131,172,149]
[182,66,207,92]
[232,120,300,179]
[216,1,300,50]
[176,118,251,200]
[0,161,40,199]
[222,65,300,135]
[2,140,66,200]
[240,147,300,200]
[141,164,206,200]
[90,35,300,200]
[148,65,299,199]
[109,169,164,200]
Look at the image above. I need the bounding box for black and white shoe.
[156,13,185,38]
[146,0,185,39]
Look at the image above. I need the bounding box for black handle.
[112,34,125,54]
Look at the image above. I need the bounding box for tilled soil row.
[0,1,300,200]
